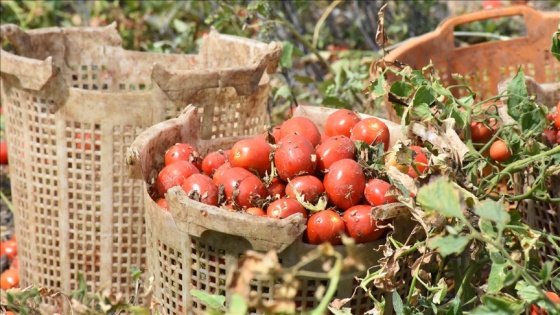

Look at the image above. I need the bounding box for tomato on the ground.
[315,135,356,172]
[323,159,365,210]
[266,198,308,219]
[364,178,398,206]
[305,209,345,245]
[350,117,390,151]
[274,134,317,181]
[325,109,361,138]
[343,205,386,244]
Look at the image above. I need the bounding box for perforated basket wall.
[127,105,418,315]
[0,22,280,312]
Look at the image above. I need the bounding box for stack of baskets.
[0,22,280,312]
[375,6,559,260]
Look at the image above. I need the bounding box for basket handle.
[437,5,548,43]
[0,24,56,90]
[151,41,282,101]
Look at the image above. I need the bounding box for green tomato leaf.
[412,86,436,106]
[392,291,405,315]
[474,200,510,236]
[506,67,528,120]
[469,295,524,315]
[552,30,560,62]
[433,278,448,304]
[519,108,546,135]
[280,41,294,68]
[427,235,471,257]
[371,75,386,97]
[417,178,465,220]
[229,294,248,314]
[540,261,553,284]
[411,70,429,86]
[190,290,226,310]
[173,19,190,33]
[479,219,498,239]
[390,81,414,98]
[516,285,541,303]
[487,252,508,294]
[432,81,453,98]
[410,103,433,120]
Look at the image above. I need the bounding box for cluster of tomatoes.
[153,109,428,245]
[543,101,560,146]
[0,234,18,292]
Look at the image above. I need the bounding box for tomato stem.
[0,190,13,213]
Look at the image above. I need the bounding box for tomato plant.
[324,109,361,138]
[274,134,317,181]
[305,209,345,245]
[342,205,386,243]
[323,159,365,210]
[350,117,390,151]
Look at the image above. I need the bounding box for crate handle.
[151,41,282,101]
[438,5,547,44]
[0,24,56,90]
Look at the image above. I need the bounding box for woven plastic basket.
[374,6,560,123]
[127,105,417,315]
[0,22,280,311]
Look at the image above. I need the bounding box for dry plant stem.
[312,0,343,48]
[304,250,343,315]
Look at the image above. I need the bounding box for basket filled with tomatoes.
[126,103,456,314]
[0,22,281,311]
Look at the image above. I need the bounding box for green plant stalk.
[306,252,342,315]
[0,191,13,213]
[463,219,560,313]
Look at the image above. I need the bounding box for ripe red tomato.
[305,209,345,245]
[546,112,557,123]
[155,160,200,197]
[482,0,502,10]
[274,135,317,181]
[280,117,322,147]
[285,175,325,204]
[408,146,429,178]
[230,138,273,177]
[0,268,19,290]
[0,141,8,164]
[555,114,560,130]
[0,239,17,261]
[557,130,560,145]
[156,198,169,211]
[267,177,287,199]
[266,198,308,219]
[489,140,511,162]
[315,135,356,172]
[325,109,362,137]
[343,205,386,244]
[181,174,219,206]
[212,162,232,185]
[470,122,493,143]
[164,143,202,169]
[542,130,557,146]
[364,178,398,206]
[201,150,229,177]
[350,117,390,151]
[530,291,560,315]
[245,207,266,216]
[323,159,365,210]
[218,167,268,208]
